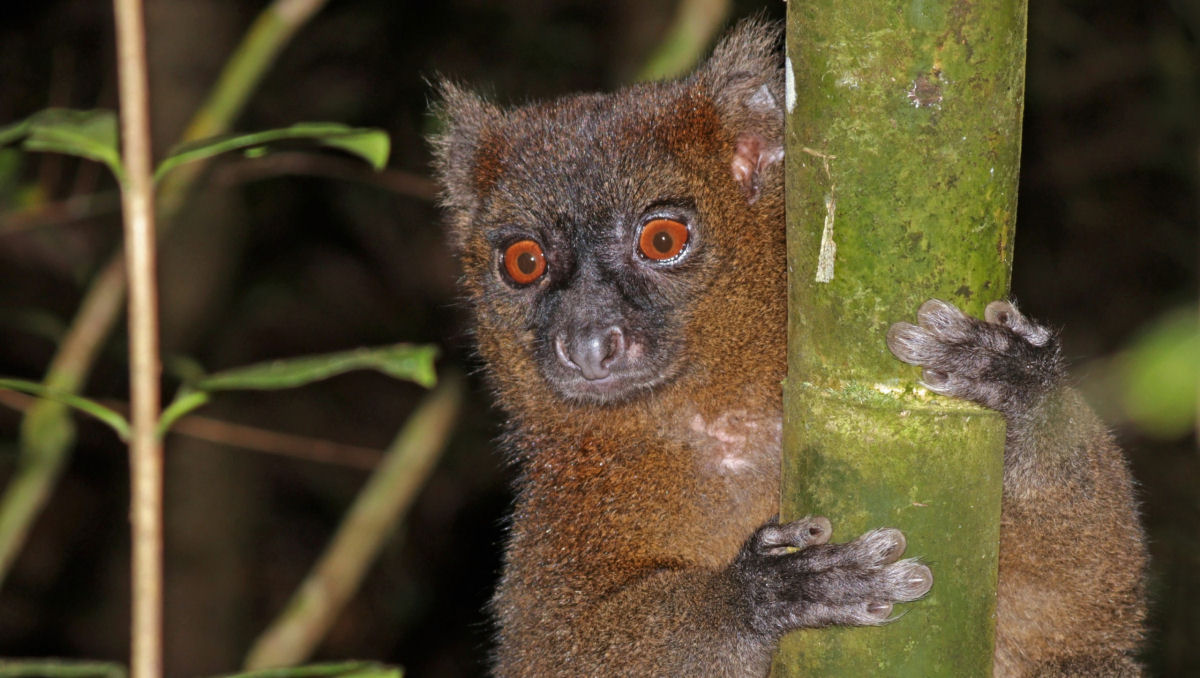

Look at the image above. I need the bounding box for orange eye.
[638,218,689,261]
[503,239,546,284]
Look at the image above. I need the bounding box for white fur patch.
[689,411,767,475]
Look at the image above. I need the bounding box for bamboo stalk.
[112,0,162,675]
[775,0,1026,674]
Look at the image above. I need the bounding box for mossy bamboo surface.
[775,0,1027,675]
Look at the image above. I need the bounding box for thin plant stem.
[0,0,332,590]
[243,376,463,669]
[113,0,162,676]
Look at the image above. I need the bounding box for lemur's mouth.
[545,368,673,405]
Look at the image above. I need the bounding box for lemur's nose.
[556,326,626,380]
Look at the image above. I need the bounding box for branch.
[0,190,122,234]
[165,414,382,469]
[0,389,384,469]
[243,376,462,669]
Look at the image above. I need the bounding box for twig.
[243,376,462,669]
[166,414,382,469]
[0,0,332,590]
[0,389,383,470]
[113,0,163,675]
[0,190,123,234]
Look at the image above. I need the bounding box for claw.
[867,601,893,619]
[886,323,931,365]
[917,298,972,342]
[985,299,1053,347]
[897,561,934,598]
[984,300,1018,326]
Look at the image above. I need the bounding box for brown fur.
[994,388,1147,676]
[433,20,1146,677]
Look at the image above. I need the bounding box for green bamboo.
[774,0,1026,675]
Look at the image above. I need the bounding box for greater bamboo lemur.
[433,20,1146,677]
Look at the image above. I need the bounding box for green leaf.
[0,660,126,678]
[0,120,31,147]
[211,661,401,678]
[156,389,211,438]
[195,343,438,393]
[155,123,391,182]
[0,378,130,440]
[1121,308,1200,439]
[0,109,123,182]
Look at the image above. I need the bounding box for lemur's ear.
[430,80,503,248]
[696,20,785,203]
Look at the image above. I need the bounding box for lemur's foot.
[732,516,932,635]
[886,299,1063,417]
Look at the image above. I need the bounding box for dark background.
[0,0,1196,675]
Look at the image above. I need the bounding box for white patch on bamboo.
[785,57,796,114]
[815,194,837,282]
[800,147,839,283]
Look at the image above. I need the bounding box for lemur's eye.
[638,218,689,261]
[503,239,546,285]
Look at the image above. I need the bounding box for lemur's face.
[458,88,720,405]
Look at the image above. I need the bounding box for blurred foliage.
[193,344,435,393]
[1120,307,1198,439]
[0,659,126,678]
[0,109,389,189]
